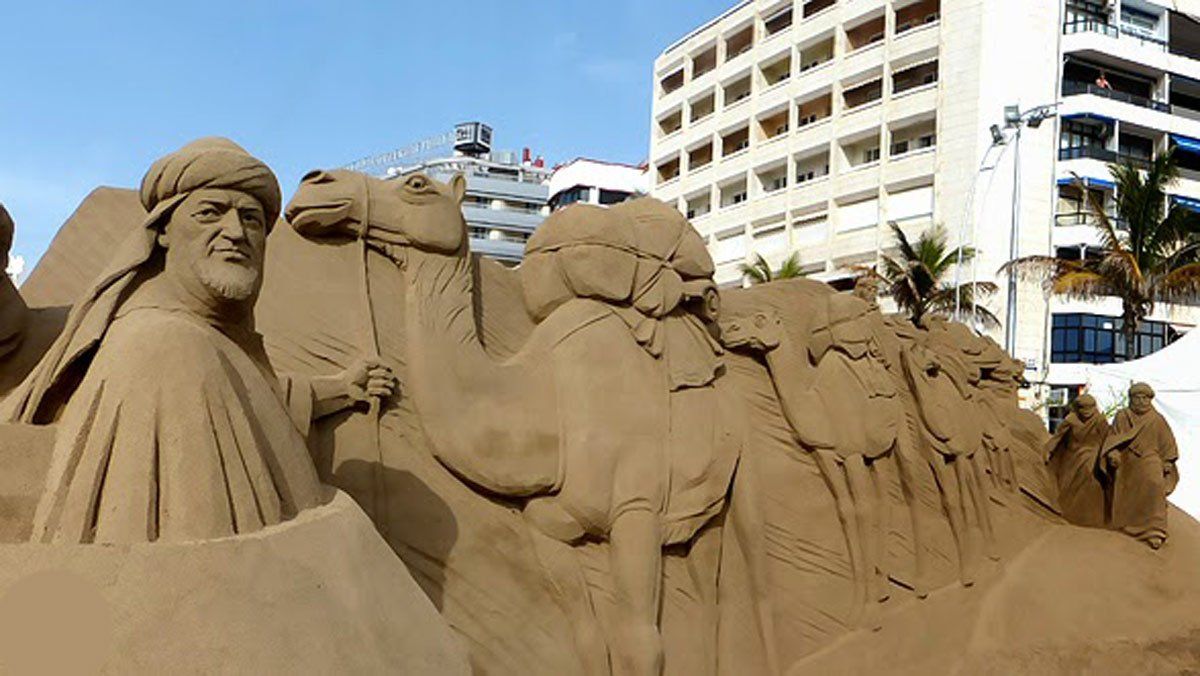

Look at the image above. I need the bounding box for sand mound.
[0,490,470,674]
[791,506,1200,675]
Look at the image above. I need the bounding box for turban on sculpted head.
[0,203,13,258]
[139,137,282,230]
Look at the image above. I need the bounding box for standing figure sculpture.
[3,138,335,543]
[1099,382,1180,548]
[1044,394,1108,527]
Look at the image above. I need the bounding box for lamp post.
[994,104,1057,353]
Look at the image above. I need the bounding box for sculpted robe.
[1046,412,1108,527]
[23,296,324,544]
[1102,408,1179,542]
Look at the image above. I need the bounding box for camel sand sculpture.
[283,170,778,675]
[719,296,902,629]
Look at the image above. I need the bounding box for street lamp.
[953,104,1057,337]
[1000,103,1057,355]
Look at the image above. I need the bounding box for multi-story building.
[349,122,552,264]
[547,158,649,211]
[649,0,1200,416]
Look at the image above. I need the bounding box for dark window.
[598,189,631,205]
[1050,312,1178,363]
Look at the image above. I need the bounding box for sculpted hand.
[1107,452,1121,469]
[343,357,398,403]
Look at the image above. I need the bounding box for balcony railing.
[1062,20,1167,50]
[1062,81,1171,112]
[1059,145,1151,168]
[1055,211,1128,230]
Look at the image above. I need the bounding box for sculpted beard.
[196,255,260,302]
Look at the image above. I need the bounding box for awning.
[1058,176,1115,189]
[1170,134,1200,155]
[1171,194,1200,213]
[1062,112,1115,127]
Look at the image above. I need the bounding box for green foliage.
[873,222,999,327]
[740,252,803,285]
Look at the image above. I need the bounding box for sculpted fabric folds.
[32,307,322,543]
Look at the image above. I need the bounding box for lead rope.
[356,173,388,538]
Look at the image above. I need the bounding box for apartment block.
[650,0,1200,418]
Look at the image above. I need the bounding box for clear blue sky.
[2,0,732,267]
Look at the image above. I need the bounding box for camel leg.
[814,449,865,629]
[868,455,891,604]
[894,421,931,599]
[966,454,1000,562]
[528,527,610,675]
[845,455,881,630]
[929,454,974,587]
[729,459,782,675]
[610,507,663,676]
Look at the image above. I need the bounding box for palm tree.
[740,252,803,284]
[872,222,999,327]
[1003,150,1200,360]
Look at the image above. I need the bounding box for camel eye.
[406,175,430,191]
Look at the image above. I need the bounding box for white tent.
[1084,329,1200,518]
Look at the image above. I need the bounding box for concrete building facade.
[650,0,1200,417]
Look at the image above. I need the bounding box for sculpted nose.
[218,209,247,241]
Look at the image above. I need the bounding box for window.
[554,186,589,208]
[599,189,631,205]
[917,133,936,149]
[1050,313,1177,363]
[892,140,910,155]
[1121,6,1159,34]
[765,8,793,36]
[733,191,748,204]
[864,147,881,163]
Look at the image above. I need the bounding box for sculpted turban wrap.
[4,137,281,423]
[0,203,13,258]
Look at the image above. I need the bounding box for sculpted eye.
[406,175,430,191]
[195,206,222,220]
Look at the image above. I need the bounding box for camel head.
[285,169,468,254]
[719,310,783,352]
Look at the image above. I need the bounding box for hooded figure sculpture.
[3,137,325,544]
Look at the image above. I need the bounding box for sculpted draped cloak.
[1101,408,1179,542]
[22,291,324,544]
[1046,411,1108,527]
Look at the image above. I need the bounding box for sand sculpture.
[1101,382,1180,548]
[2,150,1199,674]
[1045,394,1109,527]
[0,205,65,399]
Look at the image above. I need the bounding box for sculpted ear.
[450,174,467,204]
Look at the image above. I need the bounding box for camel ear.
[449,174,467,204]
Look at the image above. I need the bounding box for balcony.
[1059,145,1151,168]
[1062,20,1167,51]
[1062,81,1170,113]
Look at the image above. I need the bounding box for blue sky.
[2,0,732,267]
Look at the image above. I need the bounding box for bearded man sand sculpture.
[2,138,328,541]
[1101,382,1180,548]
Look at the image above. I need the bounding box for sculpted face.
[719,312,782,352]
[1075,396,1097,421]
[1130,391,1154,415]
[159,188,267,307]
